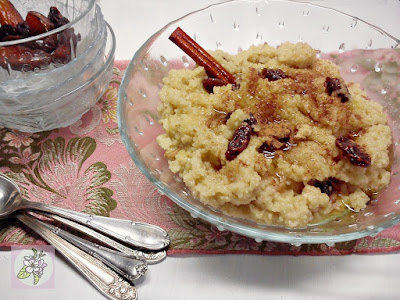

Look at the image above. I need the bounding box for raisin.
[325,77,351,103]
[244,113,257,127]
[258,137,293,158]
[203,77,227,93]
[231,83,240,91]
[257,143,276,158]
[260,68,288,81]
[324,77,341,95]
[225,124,252,161]
[310,178,335,196]
[338,93,349,103]
[278,136,290,144]
[335,136,371,167]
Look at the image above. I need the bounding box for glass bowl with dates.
[118,0,400,245]
[0,0,115,132]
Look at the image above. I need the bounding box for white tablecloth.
[1,0,400,299]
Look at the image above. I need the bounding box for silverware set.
[0,173,170,299]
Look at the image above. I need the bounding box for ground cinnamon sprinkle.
[157,40,392,228]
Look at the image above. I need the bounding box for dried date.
[335,136,371,167]
[225,124,252,161]
[1,34,23,41]
[0,24,17,41]
[16,21,30,37]
[0,45,52,70]
[0,0,24,27]
[31,34,58,53]
[48,7,69,28]
[52,28,80,64]
[26,11,55,35]
[0,4,79,70]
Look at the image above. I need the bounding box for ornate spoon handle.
[28,213,148,281]
[16,214,137,300]
[41,212,166,264]
[22,199,170,250]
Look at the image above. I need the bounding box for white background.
[1,0,400,299]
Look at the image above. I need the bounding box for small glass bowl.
[118,0,400,244]
[0,0,115,132]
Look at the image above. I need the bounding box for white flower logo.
[17,248,48,285]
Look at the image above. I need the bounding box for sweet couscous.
[156,41,392,228]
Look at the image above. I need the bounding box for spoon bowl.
[0,173,170,250]
[0,173,24,219]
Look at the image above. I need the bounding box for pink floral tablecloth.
[1,59,400,256]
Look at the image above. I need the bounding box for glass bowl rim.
[0,0,96,47]
[118,0,400,244]
[0,3,106,90]
[0,21,115,132]
[36,21,116,109]
[0,21,116,115]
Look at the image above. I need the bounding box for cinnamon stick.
[169,27,236,85]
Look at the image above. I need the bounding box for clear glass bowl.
[118,0,400,244]
[0,0,114,132]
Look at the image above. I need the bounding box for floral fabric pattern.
[1,60,400,255]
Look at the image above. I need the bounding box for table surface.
[1,0,400,299]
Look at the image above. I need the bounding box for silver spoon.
[39,211,167,264]
[0,173,170,251]
[27,212,148,281]
[16,213,138,300]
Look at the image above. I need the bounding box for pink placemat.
[1,60,400,256]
